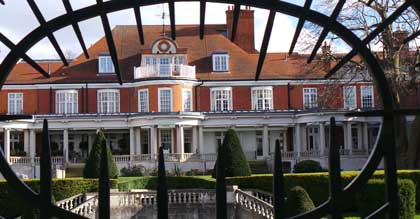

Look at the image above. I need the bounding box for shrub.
[83,131,119,178]
[293,160,323,173]
[117,176,215,191]
[356,179,416,218]
[120,165,145,177]
[212,129,251,177]
[285,186,315,216]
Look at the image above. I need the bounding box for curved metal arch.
[1,0,418,218]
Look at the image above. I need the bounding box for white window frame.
[158,88,173,112]
[210,87,232,112]
[361,85,374,108]
[138,89,149,113]
[212,53,229,72]
[251,87,273,111]
[97,89,120,113]
[343,86,357,110]
[98,55,115,74]
[55,90,78,114]
[182,88,193,112]
[8,93,23,115]
[160,129,173,153]
[303,88,318,109]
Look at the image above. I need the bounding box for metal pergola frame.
[0,0,419,218]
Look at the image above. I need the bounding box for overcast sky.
[0,0,336,62]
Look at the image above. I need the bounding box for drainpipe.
[195,81,204,112]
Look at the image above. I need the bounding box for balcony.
[134,64,196,79]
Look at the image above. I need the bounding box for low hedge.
[0,178,118,218]
[118,176,215,191]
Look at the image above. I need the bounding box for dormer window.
[212,52,229,72]
[98,54,115,74]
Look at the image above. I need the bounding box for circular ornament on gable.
[157,40,171,53]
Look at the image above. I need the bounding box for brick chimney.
[226,6,256,53]
[393,27,409,57]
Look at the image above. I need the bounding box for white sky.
[0,0,346,61]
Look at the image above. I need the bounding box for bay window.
[159,88,173,112]
[138,89,149,113]
[182,88,193,112]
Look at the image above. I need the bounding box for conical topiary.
[212,129,251,177]
[83,131,119,178]
[285,186,315,217]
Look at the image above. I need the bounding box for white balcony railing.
[134,64,196,79]
[9,156,64,165]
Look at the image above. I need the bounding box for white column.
[357,123,363,151]
[63,129,69,163]
[177,125,184,155]
[346,122,352,155]
[129,127,135,157]
[198,125,204,154]
[192,126,198,154]
[29,129,36,159]
[301,124,307,151]
[150,126,157,159]
[24,129,29,156]
[262,125,269,157]
[363,123,369,152]
[4,128,10,164]
[295,124,301,156]
[135,128,141,155]
[319,122,325,156]
[88,134,93,153]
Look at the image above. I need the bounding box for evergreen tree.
[83,131,119,178]
[285,186,315,217]
[212,129,251,177]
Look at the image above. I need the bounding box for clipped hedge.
[0,178,118,218]
[293,160,324,173]
[118,176,215,191]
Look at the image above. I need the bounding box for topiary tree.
[285,186,315,217]
[83,131,119,178]
[293,160,323,173]
[212,129,251,177]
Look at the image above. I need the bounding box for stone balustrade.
[235,189,274,219]
[56,193,87,211]
[70,196,98,217]
[9,156,63,165]
[250,189,273,205]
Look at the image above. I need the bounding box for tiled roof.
[5,24,339,84]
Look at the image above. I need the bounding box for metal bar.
[157,146,168,219]
[326,1,411,78]
[230,2,241,42]
[307,0,345,63]
[403,30,420,44]
[98,136,110,219]
[345,108,420,117]
[168,0,176,40]
[0,0,4,5]
[40,119,52,219]
[365,202,389,219]
[273,139,285,219]
[96,0,123,85]
[366,0,374,6]
[328,117,342,219]
[62,0,89,59]
[0,115,33,121]
[26,0,69,66]
[289,0,312,54]
[216,143,227,219]
[199,0,206,39]
[255,10,276,81]
[133,6,145,45]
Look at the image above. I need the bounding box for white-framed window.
[158,88,172,112]
[56,90,78,114]
[182,88,193,112]
[343,86,357,110]
[8,93,23,115]
[252,87,273,110]
[138,89,149,113]
[212,53,229,72]
[160,129,173,152]
[256,131,263,156]
[361,86,374,108]
[184,129,193,153]
[98,55,115,74]
[303,88,318,109]
[97,89,120,113]
[211,87,232,112]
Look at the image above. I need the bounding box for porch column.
[262,125,269,157]
[150,126,157,159]
[135,128,141,155]
[129,127,135,157]
[24,129,29,155]
[4,128,10,164]
[63,129,69,163]
[177,125,184,155]
[29,129,36,158]
[345,122,352,155]
[363,123,369,153]
[88,134,93,153]
[192,126,198,153]
[198,125,204,154]
[357,123,363,151]
[319,122,325,156]
[295,124,301,156]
